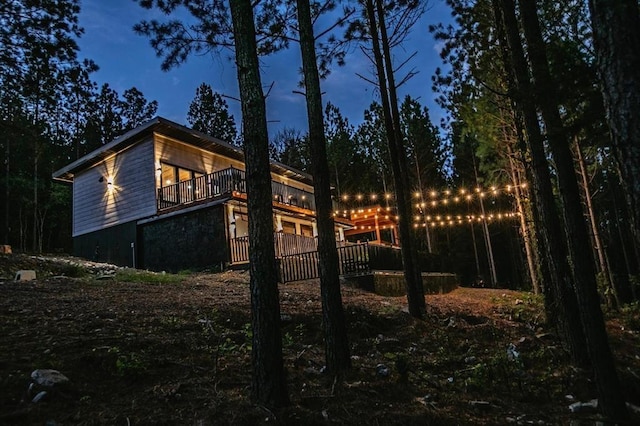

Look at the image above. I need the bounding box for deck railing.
[278,242,370,283]
[157,166,315,211]
[229,232,318,264]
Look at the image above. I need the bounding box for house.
[53,117,353,272]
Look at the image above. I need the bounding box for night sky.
[76,0,452,135]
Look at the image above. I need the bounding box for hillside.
[1,254,639,425]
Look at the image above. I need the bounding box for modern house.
[52,117,353,272]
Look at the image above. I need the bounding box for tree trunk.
[495,0,589,368]
[473,156,497,286]
[3,137,9,245]
[296,0,351,374]
[518,0,628,419]
[365,0,425,317]
[229,0,288,409]
[507,143,539,293]
[575,138,619,306]
[589,0,640,269]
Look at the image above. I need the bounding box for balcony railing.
[157,166,315,211]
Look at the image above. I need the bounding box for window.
[160,163,204,187]
[300,224,313,237]
[282,221,296,234]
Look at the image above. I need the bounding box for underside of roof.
[52,116,313,186]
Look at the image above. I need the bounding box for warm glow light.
[430,191,437,198]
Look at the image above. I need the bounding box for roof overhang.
[52,116,314,186]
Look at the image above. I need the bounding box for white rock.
[32,390,48,403]
[31,369,69,387]
[568,399,598,413]
[15,270,36,281]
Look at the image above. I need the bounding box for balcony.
[157,166,316,212]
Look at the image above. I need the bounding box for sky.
[76,0,453,137]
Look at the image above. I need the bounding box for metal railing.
[157,166,315,211]
[157,167,245,210]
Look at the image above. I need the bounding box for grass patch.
[114,268,186,284]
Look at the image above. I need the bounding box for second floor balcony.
[157,166,316,212]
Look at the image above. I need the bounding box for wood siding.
[72,138,156,237]
[154,134,314,193]
[154,134,245,176]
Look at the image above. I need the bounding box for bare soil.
[1,254,639,425]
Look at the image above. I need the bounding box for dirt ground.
[1,254,639,425]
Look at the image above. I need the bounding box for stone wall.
[140,205,228,272]
[345,271,458,297]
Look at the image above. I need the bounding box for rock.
[280,314,292,323]
[568,399,598,413]
[375,335,400,352]
[31,369,69,387]
[32,390,48,403]
[96,273,115,280]
[15,270,36,281]
[376,363,390,377]
[303,367,322,376]
[507,343,520,361]
[626,402,640,415]
[469,400,492,411]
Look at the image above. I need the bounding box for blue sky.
[76,0,452,136]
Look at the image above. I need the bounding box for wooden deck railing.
[230,233,318,264]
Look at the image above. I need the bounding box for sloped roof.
[52,116,313,185]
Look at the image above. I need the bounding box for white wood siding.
[73,138,156,237]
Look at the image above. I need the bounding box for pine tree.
[187,83,238,143]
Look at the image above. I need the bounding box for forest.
[2,0,640,422]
